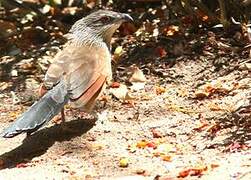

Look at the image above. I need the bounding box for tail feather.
[1,82,69,138]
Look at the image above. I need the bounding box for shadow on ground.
[0,119,95,169]
[207,113,251,149]
[222,118,251,146]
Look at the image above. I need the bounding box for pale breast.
[44,43,112,109]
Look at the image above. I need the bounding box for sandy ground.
[0,52,251,180]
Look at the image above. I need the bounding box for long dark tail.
[1,82,69,138]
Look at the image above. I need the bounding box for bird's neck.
[66,24,121,50]
[65,31,107,50]
[102,24,121,49]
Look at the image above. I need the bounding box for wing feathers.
[71,75,106,108]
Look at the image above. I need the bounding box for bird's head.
[67,10,133,47]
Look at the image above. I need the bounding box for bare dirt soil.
[0,40,251,180]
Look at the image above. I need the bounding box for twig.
[218,0,230,30]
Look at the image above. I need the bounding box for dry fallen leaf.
[155,46,167,57]
[178,166,208,178]
[91,143,103,150]
[136,140,149,148]
[0,20,17,37]
[195,80,234,98]
[135,169,146,175]
[136,140,158,149]
[146,142,157,149]
[129,66,147,91]
[226,142,248,152]
[167,104,198,114]
[151,128,163,138]
[86,0,97,9]
[154,143,176,155]
[207,102,223,111]
[8,111,22,119]
[16,163,28,168]
[40,4,51,14]
[193,121,209,132]
[155,86,166,95]
[210,164,219,169]
[242,63,251,71]
[161,155,172,162]
[129,66,147,83]
[0,82,12,91]
[130,82,146,92]
[206,123,221,135]
[194,90,210,98]
[202,15,209,22]
[127,144,137,153]
[177,88,189,97]
[111,82,120,88]
[110,84,134,101]
[163,25,179,36]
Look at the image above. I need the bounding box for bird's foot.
[52,115,63,124]
[52,108,65,124]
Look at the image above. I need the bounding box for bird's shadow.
[0,118,95,169]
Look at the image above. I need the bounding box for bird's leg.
[91,110,98,121]
[60,108,65,123]
[60,107,82,134]
[39,84,66,125]
[51,107,66,124]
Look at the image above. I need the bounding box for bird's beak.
[121,13,133,22]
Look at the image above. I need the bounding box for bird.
[1,10,133,138]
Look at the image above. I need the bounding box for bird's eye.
[99,16,111,23]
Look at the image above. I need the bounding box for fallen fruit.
[161,155,172,162]
[119,158,129,168]
[147,142,157,149]
[136,140,149,148]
